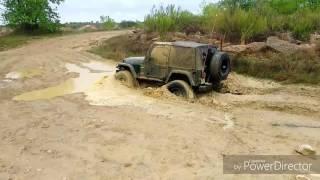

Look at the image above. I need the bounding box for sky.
[0,0,218,24]
[58,0,215,23]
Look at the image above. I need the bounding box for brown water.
[13,62,113,101]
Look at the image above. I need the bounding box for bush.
[144,4,201,38]
[202,4,267,43]
[100,16,116,30]
[289,9,320,40]
[119,21,139,29]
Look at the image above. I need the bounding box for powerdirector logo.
[223,155,320,174]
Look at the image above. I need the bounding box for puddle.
[13,62,113,101]
[5,69,43,80]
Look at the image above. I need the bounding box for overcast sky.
[0,0,218,24]
[58,0,216,23]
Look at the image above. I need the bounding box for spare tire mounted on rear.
[210,52,231,82]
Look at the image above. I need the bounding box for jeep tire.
[165,80,195,99]
[115,70,137,88]
[210,52,231,82]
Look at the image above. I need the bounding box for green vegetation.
[0,34,32,51]
[144,0,320,42]
[233,51,320,84]
[144,5,201,39]
[1,0,64,33]
[119,20,142,29]
[100,16,116,30]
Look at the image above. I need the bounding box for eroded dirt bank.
[0,31,320,180]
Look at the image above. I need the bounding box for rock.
[246,42,267,52]
[152,37,160,41]
[174,32,187,39]
[223,45,248,54]
[222,42,266,54]
[310,33,320,44]
[140,34,147,41]
[296,175,311,180]
[132,29,141,34]
[276,32,297,44]
[298,44,317,52]
[295,144,316,156]
[267,36,300,54]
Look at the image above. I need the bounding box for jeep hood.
[123,57,145,65]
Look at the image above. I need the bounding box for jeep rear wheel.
[165,80,195,99]
[115,70,137,88]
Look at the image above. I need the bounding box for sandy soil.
[0,31,320,180]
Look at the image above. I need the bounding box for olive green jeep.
[115,41,230,99]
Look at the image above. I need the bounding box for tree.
[0,0,64,32]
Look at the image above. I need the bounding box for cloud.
[58,0,212,23]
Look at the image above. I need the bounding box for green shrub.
[289,9,320,40]
[119,21,140,29]
[144,4,200,38]
[202,4,267,43]
[144,5,179,38]
[100,16,116,30]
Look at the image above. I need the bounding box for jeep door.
[145,45,170,80]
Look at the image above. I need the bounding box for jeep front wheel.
[115,70,137,88]
[165,80,195,99]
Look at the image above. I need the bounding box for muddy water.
[13,62,113,101]
[13,60,234,129]
[5,69,43,80]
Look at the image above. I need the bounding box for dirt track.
[0,31,320,180]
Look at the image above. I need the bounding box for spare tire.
[210,52,231,82]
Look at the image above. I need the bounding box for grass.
[232,51,320,84]
[89,34,150,61]
[0,34,37,51]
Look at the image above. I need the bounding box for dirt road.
[0,31,319,180]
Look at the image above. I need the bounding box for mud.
[0,31,320,180]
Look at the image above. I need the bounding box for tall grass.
[144,5,201,39]
[144,1,320,42]
[202,4,268,43]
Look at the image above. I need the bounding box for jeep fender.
[117,63,138,78]
[165,70,196,86]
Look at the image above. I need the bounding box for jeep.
[115,41,231,99]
